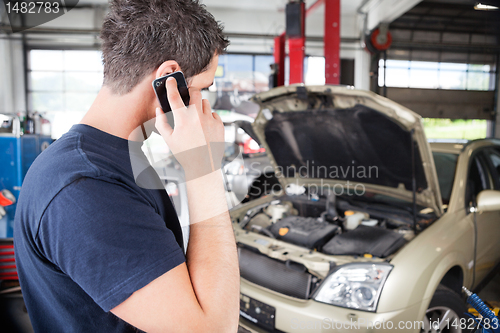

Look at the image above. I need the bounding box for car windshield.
[432,152,459,204]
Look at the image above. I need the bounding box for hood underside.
[264,107,427,190]
[251,85,443,215]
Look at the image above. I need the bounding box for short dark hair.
[100,0,229,95]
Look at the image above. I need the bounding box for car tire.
[421,284,470,333]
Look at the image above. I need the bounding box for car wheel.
[421,285,468,333]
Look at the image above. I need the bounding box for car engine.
[242,193,435,258]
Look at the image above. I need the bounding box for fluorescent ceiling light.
[474,3,499,10]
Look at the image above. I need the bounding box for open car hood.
[250,85,443,216]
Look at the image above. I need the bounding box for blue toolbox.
[0,115,53,238]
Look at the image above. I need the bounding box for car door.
[465,149,500,286]
[480,147,500,270]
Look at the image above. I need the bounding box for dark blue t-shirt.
[14,124,186,332]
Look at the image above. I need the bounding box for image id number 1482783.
[5,1,60,14]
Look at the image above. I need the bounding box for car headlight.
[313,263,393,312]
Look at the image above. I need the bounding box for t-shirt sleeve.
[37,177,186,312]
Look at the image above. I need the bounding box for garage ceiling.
[390,0,500,52]
[381,0,499,120]
[1,0,423,41]
[392,0,500,35]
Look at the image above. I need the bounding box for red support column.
[288,1,306,85]
[274,34,286,87]
[325,0,340,85]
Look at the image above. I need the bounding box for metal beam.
[391,40,500,53]
[0,26,361,45]
[274,35,285,87]
[390,25,500,36]
[0,24,101,35]
[288,1,306,84]
[407,1,499,11]
[324,0,340,85]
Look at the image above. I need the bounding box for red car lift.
[324,0,340,85]
[273,0,341,86]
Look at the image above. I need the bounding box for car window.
[486,149,500,189]
[465,153,491,206]
[432,152,458,204]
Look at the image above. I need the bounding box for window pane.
[28,50,105,139]
[64,50,103,71]
[226,54,253,72]
[439,70,466,89]
[386,60,410,69]
[29,72,63,91]
[432,152,458,203]
[467,71,491,90]
[64,93,98,112]
[468,64,491,73]
[385,68,409,87]
[218,55,251,90]
[30,92,64,112]
[305,57,325,85]
[440,62,467,71]
[380,59,496,91]
[489,152,500,187]
[44,111,86,139]
[409,68,439,88]
[423,118,487,140]
[254,55,274,75]
[411,61,439,70]
[29,50,63,71]
[64,72,103,91]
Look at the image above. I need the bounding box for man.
[14,0,240,332]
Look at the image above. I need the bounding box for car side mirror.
[476,190,500,212]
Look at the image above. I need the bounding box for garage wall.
[0,37,25,115]
[386,87,495,120]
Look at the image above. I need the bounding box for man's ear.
[156,60,181,78]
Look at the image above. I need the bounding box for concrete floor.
[478,271,500,307]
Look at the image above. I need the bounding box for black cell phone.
[153,71,190,113]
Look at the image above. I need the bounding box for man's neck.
[81,85,153,141]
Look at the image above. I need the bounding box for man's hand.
[155,77,225,180]
[111,75,240,333]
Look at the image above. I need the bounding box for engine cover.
[269,216,340,250]
[322,225,407,258]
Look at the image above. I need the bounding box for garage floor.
[478,271,500,310]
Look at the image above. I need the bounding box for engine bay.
[240,193,437,258]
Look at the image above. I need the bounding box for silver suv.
[233,85,500,333]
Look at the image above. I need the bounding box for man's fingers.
[211,110,223,125]
[166,77,187,111]
[202,99,213,116]
[155,108,173,138]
